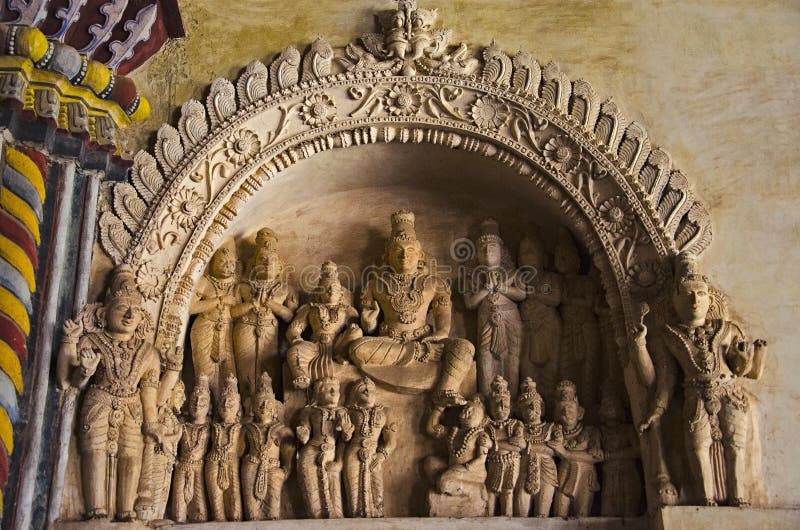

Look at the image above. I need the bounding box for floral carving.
[224,129,261,164]
[384,83,423,116]
[543,135,581,173]
[168,189,204,229]
[136,262,166,300]
[627,260,668,299]
[598,196,634,236]
[299,93,337,127]
[469,95,510,130]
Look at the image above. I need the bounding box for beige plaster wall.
[125,0,800,509]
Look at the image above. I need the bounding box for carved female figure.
[204,373,245,521]
[515,377,560,518]
[296,377,354,518]
[464,219,525,398]
[242,373,295,520]
[189,240,246,401]
[599,393,642,516]
[343,377,397,518]
[172,375,211,523]
[287,261,362,389]
[234,227,298,401]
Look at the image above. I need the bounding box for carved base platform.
[428,490,489,517]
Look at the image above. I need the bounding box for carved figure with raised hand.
[296,377,354,518]
[234,227,298,401]
[549,380,603,517]
[287,261,362,389]
[242,372,295,521]
[349,210,475,406]
[632,252,767,507]
[56,266,181,521]
[464,219,525,398]
[518,227,563,403]
[172,375,211,523]
[423,396,492,517]
[484,375,524,516]
[189,239,246,402]
[515,377,560,518]
[599,392,642,516]
[205,373,245,521]
[344,377,397,517]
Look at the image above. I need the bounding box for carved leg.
[298,447,323,518]
[684,399,715,505]
[648,419,678,505]
[573,489,594,517]
[720,402,749,506]
[487,492,498,515]
[552,490,571,517]
[535,483,556,517]
[205,462,226,521]
[342,453,358,517]
[371,459,385,517]
[423,455,447,488]
[172,468,188,523]
[435,338,475,405]
[116,455,141,520]
[514,487,531,517]
[265,469,285,520]
[500,490,514,517]
[287,341,318,389]
[226,464,243,521]
[81,450,109,519]
[191,468,208,522]
[328,469,344,518]
[241,460,259,520]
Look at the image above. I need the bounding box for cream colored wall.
[126,0,800,509]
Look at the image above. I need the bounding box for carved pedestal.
[428,489,490,518]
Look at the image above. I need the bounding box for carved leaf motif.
[130,151,163,203]
[98,210,131,265]
[617,122,651,175]
[207,78,237,130]
[482,41,512,87]
[269,46,301,93]
[178,99,209,146]
[511,50,541,96]
[113,183,147,230]
[154,124,184,174]
[641,147,672,199]
[301,37,333,82]
[540,61,571,111]
[570,79,600,131]
[594,98,627,152]
[359,33,388,58]
[236,60,269,106]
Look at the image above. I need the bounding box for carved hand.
[164,346,184,370]
[78,348,101,376]
[370,451,386,471]
[296,425,310,444]
[546,440,566,457]
[638,406,664,433]
[142,421,163,444]
[362,301,380,326]
[62,318,83,341]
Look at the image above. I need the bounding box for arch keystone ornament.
[53,0,770,524]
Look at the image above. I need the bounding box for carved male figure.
[633,252,767,506]
[464,219,525,397]
[57,266,181,521]
[205,373,245,521]
[172,375,211,523]
[295,377,354,518]
[515,377,560,518]
[287,261,362,389]
[349,210,475,406]
[548,380,603,517]
[242,373,295,520]
[599,393,642,516]
[343,377,397,518]
[483,375,525,516]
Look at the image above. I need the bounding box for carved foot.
[293,376,311,389]
[703,498,718,507]
[117,510,137,522]
[432,390,467,407]
[657,478,679,506]
[84,509,108,520]
[731,498,750,508]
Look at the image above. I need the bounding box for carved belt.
[379,323,431,342]
[88,384,138,400]
[177,456,204,467]
[488,451,520,464]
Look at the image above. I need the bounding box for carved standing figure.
[234,227,298,401]
[515,377,560,518]
[242,373,295,520]
[189,239,246,402]
[518,227,563,403]
[464,219,525,397]
[349,211,475,406]
[548,380,603,517]
[287,261,362,389]
[599,393,642,516]
[56,266,181,521]
[296,377,354,518]
[205,373,245,521]
[172,375,211,523]
[632,252,767,506]
[343,377,397,518]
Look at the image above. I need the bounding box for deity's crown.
[389,210,417,242]
[255,372,275,401]
[675,252,708,284]
[107,265,143,305]
[489,375,510,399]
[318,261,341,287]
[517,377,543,405]
[192,374,210,398]
[256,227,279,251]
[477,218,502,246]
[214,238,236,260]
[555,380,578,403]
[220,372,240,402]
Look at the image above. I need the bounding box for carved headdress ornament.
[517,377,544,408]
[107,265,144,305]
[220,372,240,402]
[256,227,279,251]
[318,261,342,288]
[477,218,502,247]
[254,372,275,401]
[555,379,578,404]
[389,210,417,242]
[213,238,236,261]
[192,374,211,399]
[675,251,708,285]
[489,375,510,401]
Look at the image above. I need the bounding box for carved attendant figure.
[633,252,767,506]
[344,377,397,518]
[515,377,560,518]
[599,393,642,516]
[296,377,354,518]
[483,375,524,516]
[172,375,211,523]
[349,211,475,406]
[57,266,181,521]
[205,373,245,521]
[548,380,603,517]
[464,219,525,397]
[287,261,362,389]
[242,373,295,520]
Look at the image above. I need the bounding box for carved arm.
[424,405,447,439]
[286,305,311,343]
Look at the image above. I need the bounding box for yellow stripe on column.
[0,406,12,455]
[0,342,22,395]
[0,235,35,293]
[0,191,40,245]
[4,148,45,201]
[0,287,29,336]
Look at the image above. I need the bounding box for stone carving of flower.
[543,135,581,173]
[598,196,634,235]
[224,129,261,164]
[469,95,510,130]
[136,262,166,300]
[384,83,423,116]
[169,188,205,229]
[628,260,668,299]
[299,93,337,127]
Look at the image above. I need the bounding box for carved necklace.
[449,426,483,458]
[350,405,381,438]
[486,418,516,445]
[385,272,425,324]
[205,273,235,294]
[212,423,238,456]
[94,333,142,381]
[312,303,345,333]
[525,422,550,443]
[563,424,585,450]
[182,423,208,457]
[687,323,717,374]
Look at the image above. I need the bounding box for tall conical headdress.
[107,265,143,305]
[255,227,278,251]
[220,372,240,402]
[517,377,543,406]
[477,218,502,247]
[555,379,578,404]
[489,375,510,400]
[675,252,708,284]
[254,372,275,401]
[318,261,341,288]
[192,374,210,399]
[389,210,417,243]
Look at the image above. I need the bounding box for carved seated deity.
[423,396,491,517]
[349,211,475,406]
[515,377,560,518]
[172,375,211,523]
[242,373,295,520]
[287,261,362,389]
[205,373,245,521]
[599,393,642,517]
[343,377,397,518]
[296,377,354,518]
